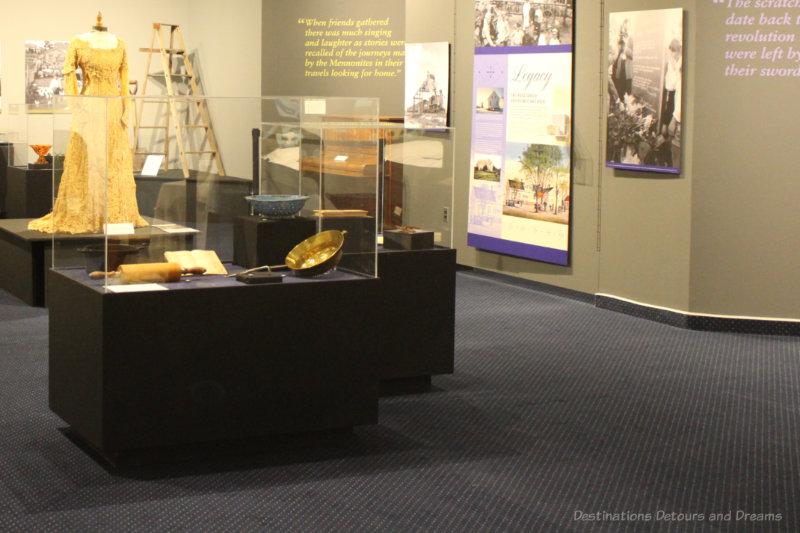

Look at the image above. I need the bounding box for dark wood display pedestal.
[231,216,456,396]
[0,219,52,305]
[5,166,62,219]
[233,215,317,268]
[377,247,456,395]
[0,143,12,218]
[47,269,381,466]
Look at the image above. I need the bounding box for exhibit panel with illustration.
[467,0,574,266]
[606,8,683,174]
[404,42,450,128]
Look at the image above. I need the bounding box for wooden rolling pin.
[89,262,206,283]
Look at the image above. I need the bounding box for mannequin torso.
[77,30,119,49]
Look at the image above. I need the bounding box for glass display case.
[259,117,456,391]
[44,97,384,457]
[260,120,454,254]
[46,95,379,291]
[0,104,66,221]
[3,103,62,168]
[375,124,455,250]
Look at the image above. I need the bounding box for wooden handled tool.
[89,262,206,283]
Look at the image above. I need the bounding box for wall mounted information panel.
[467,1,574,266]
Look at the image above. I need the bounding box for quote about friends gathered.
[299,16,404,80]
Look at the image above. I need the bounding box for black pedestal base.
[376,247,456,391]
[380,376,433,396]
[5,166,62,219]
[48,269,381,458]
[233,215,317,268]
[61,426,356,469]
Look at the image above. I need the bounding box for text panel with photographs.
[467,1,574,266]
[606,9,683,174]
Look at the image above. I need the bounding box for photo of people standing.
[474,1,573,48]
[606,9,683,173]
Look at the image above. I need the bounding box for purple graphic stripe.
[605,162,680,175]
[468,233,568,266]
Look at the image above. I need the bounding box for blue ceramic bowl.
[245,195,309,218]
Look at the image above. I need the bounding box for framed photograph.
[25,40,70,112]
[606,9,684,174]
[404,42,450,128]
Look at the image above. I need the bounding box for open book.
[164,250,228,275]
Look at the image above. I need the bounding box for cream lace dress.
[28,34,147,234]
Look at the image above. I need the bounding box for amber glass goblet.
[30,144,52,166]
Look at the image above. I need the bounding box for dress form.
[27,12,146,234]
[77,12,119,49]
[77,31,119,50]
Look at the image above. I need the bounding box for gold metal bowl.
[285,230,346,277]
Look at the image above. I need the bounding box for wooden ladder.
[133,22,225,178]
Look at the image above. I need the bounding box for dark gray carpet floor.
[0,270,798,532]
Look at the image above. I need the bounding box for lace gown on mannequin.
[28,32,147,234]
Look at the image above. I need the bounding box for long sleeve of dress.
[118,38,130,127]
[62,38,79,96]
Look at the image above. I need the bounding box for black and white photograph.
[606,9,683,173]
[25,40,70,111]
[404,42,450,128]
[474,0,573,48]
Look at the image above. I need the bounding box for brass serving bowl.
[285,230,346,277]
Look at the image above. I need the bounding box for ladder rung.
[183,151,216,155]
[139,48,185,54]
[137,126,168,129]
[158,22,180,27]
[135,151,167,155]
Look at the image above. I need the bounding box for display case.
[0,105,66,305]
[376,124,455,249]
[44,95,382,462]
[260,120,454,250]
[0,134,13,218]
[1,104,65,219]
[373,125,457,392]
[260,119,457,393]
[235,97,382,275]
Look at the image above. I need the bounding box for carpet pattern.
[0,271,798,532]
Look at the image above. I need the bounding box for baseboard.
[596,294,800,336]
[460,269,800,336]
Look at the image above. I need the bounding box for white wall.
[0,0,261,177]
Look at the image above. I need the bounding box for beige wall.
[687,3,800,320]
[597,0,695,312]
[425,1,798,320]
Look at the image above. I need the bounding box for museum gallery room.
[0,0,798,531]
